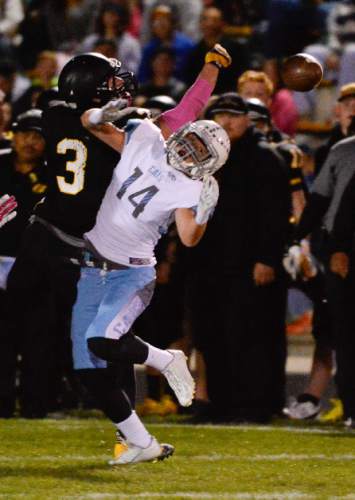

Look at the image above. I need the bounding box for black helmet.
[58,52,137,109]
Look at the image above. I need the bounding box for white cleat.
[162,349,195,407]
[109,437,174,465]
[283,398,321,420]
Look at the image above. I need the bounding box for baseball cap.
[11,109,43,134]
[338,83,355,101]
[246,97,271,123]
[205,92,248,119]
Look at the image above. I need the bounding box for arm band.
[160,78,213,132]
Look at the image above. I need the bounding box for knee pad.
[88,333,148,364]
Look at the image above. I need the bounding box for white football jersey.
[86,119,203,266]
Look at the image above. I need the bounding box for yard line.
[0,453,354,463]
[151,423,351,435]
[50,492,314,500]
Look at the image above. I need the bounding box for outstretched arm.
[158,44,232,139]
[81,98,132,152]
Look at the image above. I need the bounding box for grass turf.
[0,417,355,499]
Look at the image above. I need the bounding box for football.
[281,53,323,92]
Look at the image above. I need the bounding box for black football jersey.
[35,104,120,237]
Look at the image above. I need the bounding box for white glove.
[283,244,302,280]
[283,242,318,281]
[0,194,17,228]
[195,176,219,225]
[88,98,135,125]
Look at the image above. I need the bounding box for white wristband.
[88,108,104,126]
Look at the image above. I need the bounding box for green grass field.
[1,417,355,500]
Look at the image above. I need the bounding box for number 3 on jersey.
[56,139,87,195]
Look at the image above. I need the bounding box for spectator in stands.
[0,109,48,418]
[315,83,355,175]
[42,0,99,53]
[305,1,355,88]
[0,89,12,148]
[138,3,194,83]
[238,68,298,137]
[190,93,290,423]
[263,0,325,61]
[0,0,24,58]
[12,51,58,117]
[0,60,30,104]
[184,6,248,94]
[140,0,202,44]
[78,2,141,73]
[17,1,52,71]
[137,47,186,101]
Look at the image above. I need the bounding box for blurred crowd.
[1,0,355,428]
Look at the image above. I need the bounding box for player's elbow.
[179,230,204,247]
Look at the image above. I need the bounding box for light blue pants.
[71,266,155,370]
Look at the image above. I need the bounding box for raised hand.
[195,176,219,225]
[205,44,232,69]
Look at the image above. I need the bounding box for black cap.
[145,95,177,112]
[246,98,271,123]
[12,109,43,134]
[205,92,248,119]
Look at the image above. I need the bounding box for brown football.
[281,53,323,92]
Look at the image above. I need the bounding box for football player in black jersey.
[0,53,138,418]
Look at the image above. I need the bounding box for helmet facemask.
[95,59,137,105]
[166,121,230,180]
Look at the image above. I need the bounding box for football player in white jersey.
[72,44,231,465]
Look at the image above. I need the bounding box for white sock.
[145,344,173,371]
[115,411,151,448]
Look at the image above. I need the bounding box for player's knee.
[87,337,113,361]
[88,334,148,364]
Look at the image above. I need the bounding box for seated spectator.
[138,3,194,83]
[0,60,30,104]
[140,0,202,44]
[17,1,52,71]
[263,0,325,60]
[305,1,355,88]
[184,6,249,94]
[0,0,24,59]
[77,2,141,73]
[42,0,99,53]
[12,51,58,117]
[137,47,186,101]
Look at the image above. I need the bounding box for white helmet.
[166,120,230,180]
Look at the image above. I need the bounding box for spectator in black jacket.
[0,109,47,418]
[189,93,290,423]
[184,6,249,94]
